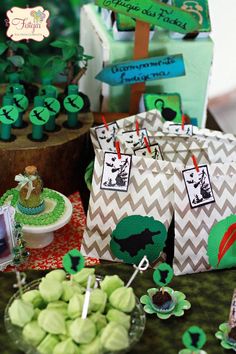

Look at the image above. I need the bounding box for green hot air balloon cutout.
[153,263,174,288]
[110,215,167,265]
[207,215,236,270]
[182,326,207,351]
[63,249,85,275]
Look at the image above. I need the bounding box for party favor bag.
[173,162,236,276]
[81,149,177,262]
[90,110,162,152]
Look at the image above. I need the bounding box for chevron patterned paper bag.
[173,162,236,276]
[81,149,177,263]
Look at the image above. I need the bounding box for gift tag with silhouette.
[63,94,84,113]
[121,128,149,151]
[134,143,163,160]
[63,249,85,275]
[207,215,236,270]
[101,152,132,192]
[0,105,18,125]
[95,122,119,151]
[110,215,167,265]
[153,263,174,287]
[182,326,207,351]
[183,165,215,209]
[166,123,193,136]
[13,94,29,112]
[29,106,50,126]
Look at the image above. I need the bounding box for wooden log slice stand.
[0,111,93,196]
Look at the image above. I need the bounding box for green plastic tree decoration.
[47,39,93,84]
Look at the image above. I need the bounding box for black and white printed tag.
[134,143,163,160]
[183,165,215,209]
[95,122,119,151]
[101,152,132,192]
[121,128,149,150]
[167,123,193,136]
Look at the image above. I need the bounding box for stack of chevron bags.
[82,110,236,276]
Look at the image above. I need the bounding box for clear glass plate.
[5,277,146,354]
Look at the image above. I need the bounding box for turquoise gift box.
[80,4,213,127]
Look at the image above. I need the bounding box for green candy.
[53,338,80,354]
[33,308,41,320]
[72,268,96,287]
[100,275,124,297]
[38,309,66,335]
[8,299,34,327]
[39,278,63,302]
[69,318,96,344]
[89,289,107,313]
[89,312,107,332]
[22,290,45,309]
[68,294,84,319]
[23,321,46,347]
[106,309,131,330]
[37,334,59,354]
[109,287,135,313]
[100,322,129,351]
[61,280,84,302]
[45,270,67,282]
[80,337,103,354]
[47,301,68,318]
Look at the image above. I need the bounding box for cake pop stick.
[82,275,92,320]
[126,255,149,288]
[29,96,50,141]
[0,96,19,141]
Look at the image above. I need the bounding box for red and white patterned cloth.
[12,192,99,271]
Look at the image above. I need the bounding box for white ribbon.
[15,174,37,200]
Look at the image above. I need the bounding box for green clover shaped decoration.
[140,287,191,320]
[216,322,236,351]
[63,94,84,113]
[63,249,85,275]
[13,94,29,112]
[29,106,50,126]
[0,105,18,125]
[44,97,61,116]
[153,263,174,287]
[183,326,207,351]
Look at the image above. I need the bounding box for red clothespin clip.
[181,114,186,131]
[144,137,151,154]
[102,115,109,131]
[115,140,121,160]
[136,120,140,136]
[192,154,199,173]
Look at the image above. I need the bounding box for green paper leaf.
[153,263,174,287]
[0,60,9,72]
[50,39,74,49]
[182,326,206,350]
[28,54,42,67]
[110,215,167,265]
[62,47,77,61]
[7,55,24,68]
[0,42,8,55]
[62,249,85,275]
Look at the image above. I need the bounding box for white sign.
[6,6,50,42]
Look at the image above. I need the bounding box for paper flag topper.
[153,263,174,287]
[62,249,85,275]
[207,214,236,270]
[182,326,206,350]
[110,215,167,265]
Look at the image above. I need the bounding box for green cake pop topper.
[153,263,174,288]
[62,249,85,275]
[63,94,84,113]
[182,326,207,351]
[0,105,18,124]
[29,107,50,126]
[110,215,167,265]
[207,214,236,270]
[13,94,29,112]
[44,97,60,115]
